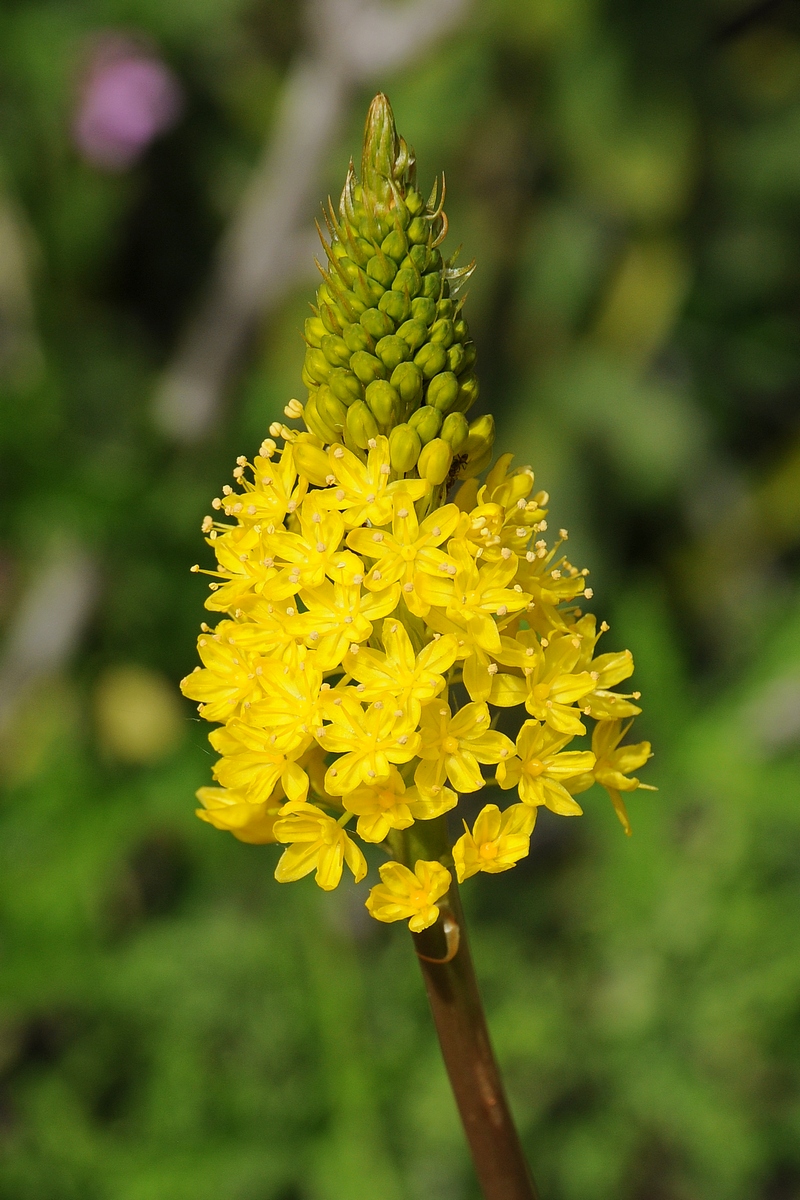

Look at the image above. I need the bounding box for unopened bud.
[409,404,442,444]
[427,371,460,413]
[389,423,422,473]
[365,380,399,427]
[316,386,348,432]
[346,400,379,449]
[390,361,423,411]
[328,368,363,407]
[303,393,338,444]
[455,372,480,413]
[415,341,448,379]
[440,411,469,454]
[294,439,332,487]
[418,437,453,486]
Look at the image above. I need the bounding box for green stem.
[392,816,540,1200]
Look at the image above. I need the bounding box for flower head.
[183,93,652,919]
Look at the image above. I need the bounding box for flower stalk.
[393,815,539,1199]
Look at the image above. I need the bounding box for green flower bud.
[407,216,428,245]
[376,334,411,372]
[453,318,468,340]
[416,342,448,380]
[390,361,423,410]
[409,404,442,444]
[304,316,326,347]
[321,334,351,368]
[360,308,394,339]
[397,318,428,352]
[436,298,454,319]
[350,350,386,385]
[441,411,469,454]
[343,323,372,354]
[301,362,317,391]
[328,368,363,406]
[317,385,348,433]
[353,272,384,309]
[366,253,397,288]
[392,265,421,298]
[406,190,424,217]
[463,342,478,370]
[346,400,379,449]
[430,318,455,349]
[411,296,436,325]
[465,413,495,457]
[389,423,422,473]
[447,343,466,375]
[427,371,460,412]
[304,392,338,443]
[304,347,331,384]
[418,437,453,486]
[378,289,411,323]
[455,372,480,413]
[421,273,441,300]
[407,245,429,273]
[381,229,407,261]
[365,379,399,426]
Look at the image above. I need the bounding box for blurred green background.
[2,1,800,1197]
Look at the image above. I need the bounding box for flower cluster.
[181,95,654,933]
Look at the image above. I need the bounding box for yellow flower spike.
[415,699,515,794]
[497,720,595,816]
[453,803,537,882]
[273,803,367,891]
[320,436,428,528]
[195,786,283,845]
[343,619,457,721]
[287,578,401,669]
[589,719,656,836]
[344,765,457,843]
[346,489,459,615]
[365,859,452,932]
[320,695,421,795]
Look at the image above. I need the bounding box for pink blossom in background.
[73,36,184,171]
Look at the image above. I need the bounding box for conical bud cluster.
[300,94,492,483]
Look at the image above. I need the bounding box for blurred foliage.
[1,0,800,1198]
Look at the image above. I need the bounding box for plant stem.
[393,817,539,1200]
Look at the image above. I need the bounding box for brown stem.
[393,819,540,1200]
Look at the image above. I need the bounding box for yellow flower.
[195,786,282,844]
[346,491,459,615]
[201,523,294,613]
[321,437,428,528]
[453,803,536,882]
[415,541,529,654]
[260,492,364,590]
[365,859,452,932]
[180,621,265,721]
[320,695,420,794]
[215,442,306,528]
[453,454,548,563]
[590,719,655,836]
[246,653,329,752]
[497,720,595,815]
[492,631,595,735]
[344,766,457,843]
[343,619,458,721]
[415,699,515,794]
[209,722,310,804]
[273,803,367,891]
[288,579,400,669]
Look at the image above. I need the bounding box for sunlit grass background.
[2,1,800,1197]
